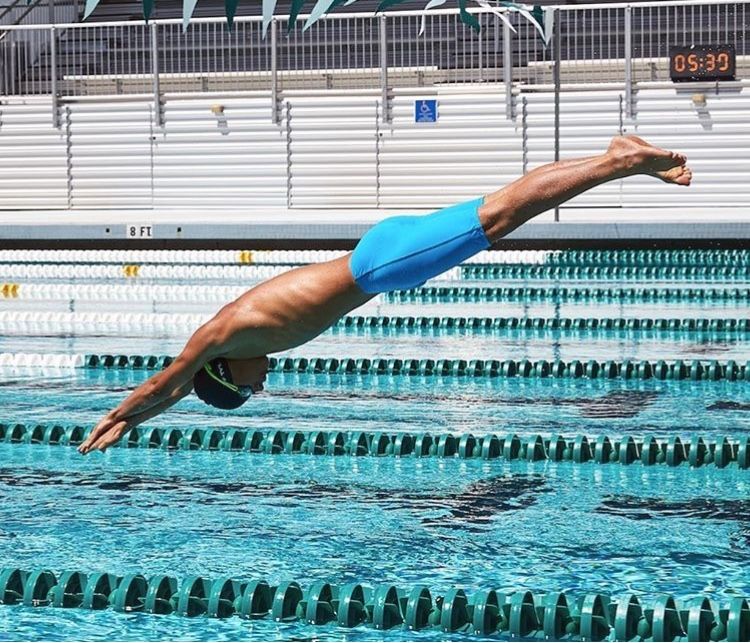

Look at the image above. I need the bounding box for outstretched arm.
[78,321,224,454]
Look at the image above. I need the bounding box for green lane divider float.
[4,422,750,470]
[83,354,750,382]
[385,286,750,303]
[538,249,750,268]
[332,315,750,335]
[1,567,748,641]
[461,265,750,280]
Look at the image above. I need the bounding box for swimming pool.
[0,249,749,641]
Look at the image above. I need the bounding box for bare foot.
[607,136,691,186]
[623,135,691,184]
[654,164,693,186]
[624,134,689,166]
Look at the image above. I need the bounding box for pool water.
[1,445,749,640]
[0,251,748,641]
[3,371,750,440]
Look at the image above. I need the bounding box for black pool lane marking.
[230,388,662,421]
[596,495,750,548]
[597,495,750,522]
[507,390,661,419]
[414,474,551,532]
[707,401,750,412]
[0,467,549,532]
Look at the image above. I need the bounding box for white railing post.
[285,101,292,207]
[503,18,513,120]
[151,22,163,127]
[271,18,279,124]
[379,14,389,125]
[624,4,633,119]
[553,8,561,222]
[375,99,381,207]
[477,12,483,82]
[65,104,72,208]
[522,95,528,174]
[50,26,59,128]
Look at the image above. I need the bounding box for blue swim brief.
[350,196,491,294]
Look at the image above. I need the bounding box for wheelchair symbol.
[416,100,437,122]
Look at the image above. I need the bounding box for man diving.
[79,135,691,454]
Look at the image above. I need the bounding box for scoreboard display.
[669,45,736,81]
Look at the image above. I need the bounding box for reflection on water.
[503,390,661,419]
[596,495,750,548]
[707,401,750,412]
[0,466,547,533]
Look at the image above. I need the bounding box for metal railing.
[0,0,77,96]
[630,2,748,80]
[0,0,78,26]
[0,1,748,123]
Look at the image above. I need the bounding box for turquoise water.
[2,371,750,439]
[0,260,749,640]
[1,444,749,640]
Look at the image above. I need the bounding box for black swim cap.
[193,357,252,410]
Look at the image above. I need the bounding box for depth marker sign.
[126,224,154,239]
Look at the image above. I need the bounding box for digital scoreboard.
[669,45,736,81]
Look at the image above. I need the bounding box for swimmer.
[79,135,691,454]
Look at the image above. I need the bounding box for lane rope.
[0,352,748,381]
[84,354,750,382]
[0,567,747,640]
[0,263,745,282]
[3,423,749,470]
[461,264,750,280]
[3,284,748,305]
[385,286,750,303]
[0,312,749,337]
[0,264,460,282]
[0,248,746,266]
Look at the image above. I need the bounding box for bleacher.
[9,0,743,97]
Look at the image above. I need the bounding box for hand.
[78,414,129,455]
[77,332,207,456]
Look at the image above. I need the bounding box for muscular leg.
[478,135,692,243]
[483,156,599,209]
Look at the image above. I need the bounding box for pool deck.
[2,207,748,246]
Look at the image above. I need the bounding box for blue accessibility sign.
[414,99,438,123]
